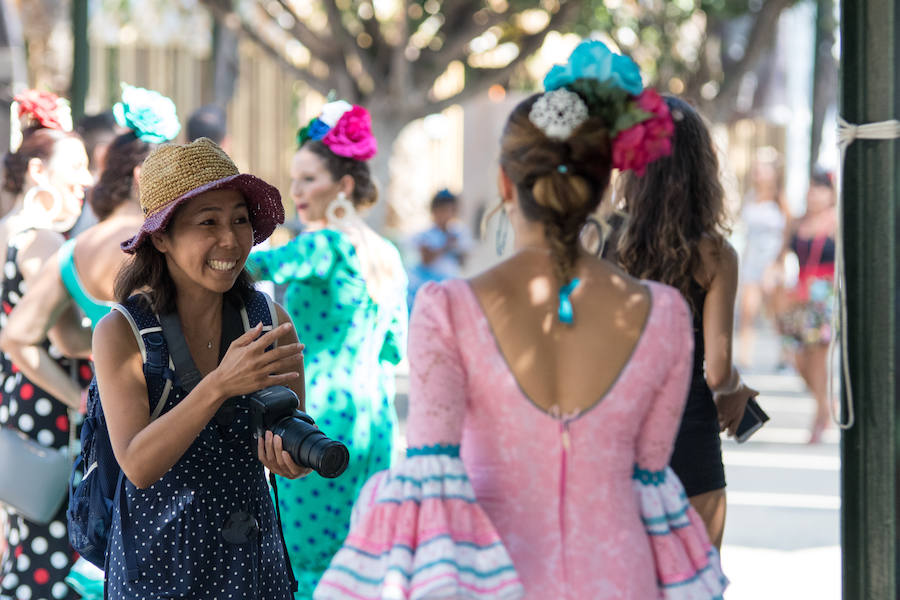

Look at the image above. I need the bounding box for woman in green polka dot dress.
[245,101,407,598]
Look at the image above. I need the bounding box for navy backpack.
[66,296,175,570]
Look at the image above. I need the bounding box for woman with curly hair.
[616,96,757,548]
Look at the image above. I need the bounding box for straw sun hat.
[121,137,284,253]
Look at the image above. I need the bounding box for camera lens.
[271,418,349,478]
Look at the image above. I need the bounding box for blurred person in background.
[0,90,94,600]
[186,103,230,153]
[776,170,836,443]
[617,96,757,548]
[245,100,407,597]
[406,188,473,306]
[737,155,790,368]
[75,110,119,180]
[68,110,121,236]
[1,84,180,414]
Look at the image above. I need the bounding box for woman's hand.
[258,430,312,479]
[209,322,305,399]
[715,383,759,437]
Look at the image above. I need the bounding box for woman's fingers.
[250,322,294,350]
[231,322,264,348]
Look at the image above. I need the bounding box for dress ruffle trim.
[634,465,728,599]
[314,454,523,600]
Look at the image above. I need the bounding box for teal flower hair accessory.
[544,40,643,97]
[539,39,675,177]
[113,83,181,143]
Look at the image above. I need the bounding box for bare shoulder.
[697,237,737,281]
[93,308,141,361]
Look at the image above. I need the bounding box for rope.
[829,117,900,430]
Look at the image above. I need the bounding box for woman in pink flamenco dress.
[314,40,728,600]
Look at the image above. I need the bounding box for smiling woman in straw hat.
[92,137,307,598]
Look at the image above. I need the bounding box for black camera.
[245,386,349,478]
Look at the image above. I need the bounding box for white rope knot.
[838,116,900,155]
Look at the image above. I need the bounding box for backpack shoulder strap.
[243,289,278,341]
[111,297,174,420]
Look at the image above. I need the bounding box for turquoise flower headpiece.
[113,83,181,144]
[543,40,643,96]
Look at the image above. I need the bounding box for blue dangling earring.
[495,208,510,256]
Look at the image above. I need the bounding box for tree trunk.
[365,113,407,232]
[212,16,240,107]
[70,0,88,121]
[809,0,837,171]
[18,0,71,94]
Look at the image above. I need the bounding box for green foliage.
[567,78,650,135]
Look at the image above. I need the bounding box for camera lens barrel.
[271,419,349,478]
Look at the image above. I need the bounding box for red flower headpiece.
[13,89,73,132]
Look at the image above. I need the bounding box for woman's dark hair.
[499,93,613,285]
[302,140,378,209]
[91,132,152,220]
[114,230,255,315]
[3,126,77,195]
[617,96,729,312]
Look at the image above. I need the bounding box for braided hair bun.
[500,93,612,284]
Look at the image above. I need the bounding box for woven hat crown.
[139,137,239,216]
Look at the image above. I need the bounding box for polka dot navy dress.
[246,229,407,598]
[103,294,295,599]
[0,234,93,600]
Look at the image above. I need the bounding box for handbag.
[0,413,74,525]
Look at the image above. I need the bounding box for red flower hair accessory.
[13,89,73,132]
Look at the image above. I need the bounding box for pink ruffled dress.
[315,279,727,599]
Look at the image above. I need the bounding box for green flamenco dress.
[246,228,407,598]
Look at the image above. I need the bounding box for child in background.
[407,189,472,306]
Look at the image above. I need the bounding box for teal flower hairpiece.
[543,40,643,97]
[113,83,181,143]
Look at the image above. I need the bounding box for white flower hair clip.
[529,88,589,140]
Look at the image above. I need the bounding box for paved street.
[721,368,840,599]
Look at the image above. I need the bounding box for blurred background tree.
[195,0,834,174]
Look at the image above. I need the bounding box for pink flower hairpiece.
[297,101,378,162]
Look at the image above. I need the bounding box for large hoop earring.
[495,208,510,256]
[22,185,63,229]
[580,217,605,257]
[326,191,356,226]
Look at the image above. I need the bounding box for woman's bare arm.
[701,239,758,434]
[0,232,87,409]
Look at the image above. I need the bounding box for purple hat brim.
[121,173,284,254]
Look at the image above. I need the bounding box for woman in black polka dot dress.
[0,126,94,598]
[94,139,308,599]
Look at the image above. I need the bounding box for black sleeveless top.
[668,278,726,497]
